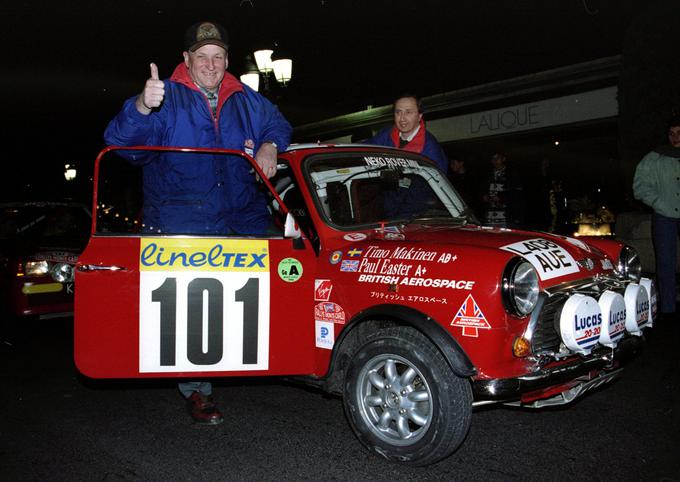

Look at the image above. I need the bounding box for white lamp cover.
[272,58,292,84]
[240,73,260,91]
[64,166,77,181]
[253,49,273,73]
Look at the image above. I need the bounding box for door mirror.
[284,212,301,239]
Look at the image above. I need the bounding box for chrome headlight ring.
[502,258,540,317]
[616,245,642,282]
[51,262,75,283]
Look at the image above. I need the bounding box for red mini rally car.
[0,201,90,321]
[75,145,654,465]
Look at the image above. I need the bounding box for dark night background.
[0,0,676,205]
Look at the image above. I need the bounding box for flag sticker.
[450,294,491,337]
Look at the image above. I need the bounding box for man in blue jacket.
[104,21,292,425]
[105,21,292,236]
[366,94,447,171]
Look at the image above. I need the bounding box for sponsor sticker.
[244,138,255,156]
[315,320,334,349]
[314,279,333,301]
[278,258,303,282]
[329,250,342,264]
[601,258,614,270]
[500,238,579,280]
[314,302,346,324]
[140,238,269,272]
[363,156,419,168]
[343,232,367,241]
[35,251,78,263]
[450,294,491,337]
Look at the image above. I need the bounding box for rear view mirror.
[380,168,401,189]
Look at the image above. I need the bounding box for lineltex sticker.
[278,258,303,282]
[500,238,579,280]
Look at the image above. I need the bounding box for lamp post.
[240,48,292,96]
[64,163,76,181]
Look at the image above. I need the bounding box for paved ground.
[1,317,678,481]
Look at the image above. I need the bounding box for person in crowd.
[480,151,525,228]
[104,21,292,425]
[633,114,680,323]
[367,94,447,171]
[529,157,567,232]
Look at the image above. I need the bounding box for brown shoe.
[186,392,224,425]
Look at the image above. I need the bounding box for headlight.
[502,258,540,317]
[24,260,49,276]
[51,263,75,283]
[617,245,642,281]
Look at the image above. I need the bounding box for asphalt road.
[1,318,679,481]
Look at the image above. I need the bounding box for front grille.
[528,276,630,355]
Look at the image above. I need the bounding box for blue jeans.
[178,381,212,398]
[652,212,680,313]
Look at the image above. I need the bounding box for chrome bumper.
[471,334,644,406]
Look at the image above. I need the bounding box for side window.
[96,152,144,234]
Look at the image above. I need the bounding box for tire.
[343,326,472,466]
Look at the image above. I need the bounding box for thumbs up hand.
[135,63,165,115]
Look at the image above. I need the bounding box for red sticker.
[314,279,333,301]
[314,302,346,324]
[450,294,491,337]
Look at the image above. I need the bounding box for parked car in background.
[0,201,91,322]
[76,145,654,465]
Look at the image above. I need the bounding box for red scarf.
[390,119,426,153]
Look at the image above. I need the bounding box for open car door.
[74,147,316,379]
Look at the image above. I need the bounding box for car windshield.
[0,203,91,245]
[305,152,469,228]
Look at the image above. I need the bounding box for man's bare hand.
[254,142,278,179]
[135,63,165,115]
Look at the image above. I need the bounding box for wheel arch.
[322,304,476,395]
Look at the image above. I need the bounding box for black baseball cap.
[184,21,229,52]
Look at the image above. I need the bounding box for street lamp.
[240,48,292,94]
[64,163,76,181]
[240,55,261,91]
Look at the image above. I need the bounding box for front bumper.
[471,334,644,406]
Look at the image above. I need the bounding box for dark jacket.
[367,124,448,172]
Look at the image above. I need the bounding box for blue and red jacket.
[367,121,448,172]
[104,63,292,235]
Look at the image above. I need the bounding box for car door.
[74,147,316,379]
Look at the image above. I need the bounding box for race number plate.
[138,238,270,373]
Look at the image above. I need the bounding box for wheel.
[343,326,472,465]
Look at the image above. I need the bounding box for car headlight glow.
[51,263,75,283]
[502,258,540,317]
[617,245,642,281]
[24,260,49,277]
